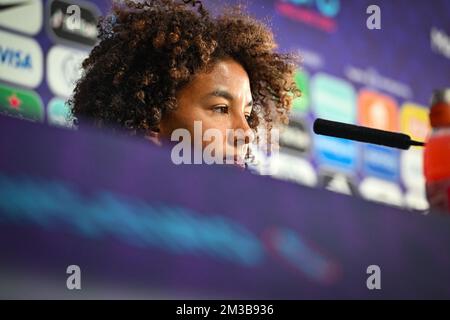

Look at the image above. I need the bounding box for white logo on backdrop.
[359,177,404,207]
[431,27,450,60]
[0,29,43,88]
[270,152,318,187]
[0,0,43,35]
[47,45,88,97]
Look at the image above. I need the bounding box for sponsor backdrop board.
[1,0,450,210]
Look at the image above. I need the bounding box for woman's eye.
[213,106,229,114]
[245,114,251,121]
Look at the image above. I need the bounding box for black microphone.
[313,118,425,150]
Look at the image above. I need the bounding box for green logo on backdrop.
[292,70,310,114]
[0,84,44,122]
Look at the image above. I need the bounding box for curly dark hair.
[70,0,300,137]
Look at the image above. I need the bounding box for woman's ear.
[145,127,163,146]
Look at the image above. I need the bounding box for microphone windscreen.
[313,118,413,150]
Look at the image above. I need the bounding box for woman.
[70,0,300,168]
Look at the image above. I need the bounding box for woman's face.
[158,58,254,166]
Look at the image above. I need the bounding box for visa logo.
[0,46,32,69]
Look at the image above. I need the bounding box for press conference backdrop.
[1,0,450,210]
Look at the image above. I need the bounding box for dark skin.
[152,58,254,165]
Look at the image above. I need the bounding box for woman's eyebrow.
[206,89,234,101]
[205,90,253,106]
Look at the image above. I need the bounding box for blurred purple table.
[1,115,450,299]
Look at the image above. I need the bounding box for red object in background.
[424,89,450,214]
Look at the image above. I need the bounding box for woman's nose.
[231,114,254,145]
